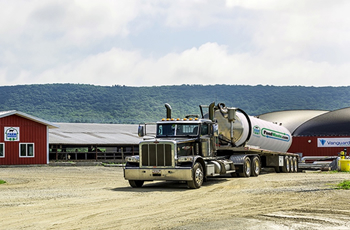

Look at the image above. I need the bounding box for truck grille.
[141,143,172,167]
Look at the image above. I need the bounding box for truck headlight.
[125,156,140,163]
[177,156,194,163]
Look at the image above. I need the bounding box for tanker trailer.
[209,103,296,176]
[212,103,292,152]
[124,102,298,189]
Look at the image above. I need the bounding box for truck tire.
[187,162,204,189]
[239,157,251,177]
[290,157,294,173]
[251,156,261,177]
[281,156,290,173]
[293,157,298,173]
[129,180,144,188]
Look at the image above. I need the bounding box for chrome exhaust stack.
[165,103,172,119]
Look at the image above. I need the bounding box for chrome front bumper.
[124,167,193,181]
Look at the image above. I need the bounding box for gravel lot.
[0,165,349,230]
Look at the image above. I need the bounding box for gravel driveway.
[0,166,349,229]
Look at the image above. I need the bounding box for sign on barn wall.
[318,138,350,147]
[4,127,20,141]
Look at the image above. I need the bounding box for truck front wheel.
[187,162,204,189]
[129,180,144,188]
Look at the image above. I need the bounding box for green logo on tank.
[261,128,290,142]
[253,125,260,135]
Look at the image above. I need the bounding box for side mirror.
[138,125,145,137]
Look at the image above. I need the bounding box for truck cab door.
[200,122,217,157]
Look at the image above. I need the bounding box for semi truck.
[124,102,298,189]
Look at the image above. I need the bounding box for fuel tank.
[213,103,292,153]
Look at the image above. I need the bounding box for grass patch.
[326,170,340,174]
[324,170,350,174]
[0,179,6,184]
[336,180,350,190]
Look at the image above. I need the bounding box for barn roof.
[49,123,156,145]
[258,110,329,134]
[293,107,350,136]
[0,110,59,129]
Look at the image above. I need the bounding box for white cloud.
[5,0,139,45]
[34,48,142,85]
[26,43,350,87]
[159,1,230,28]
[1,1,350,87]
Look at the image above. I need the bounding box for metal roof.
[8,106,346,145]
[0,110,59,129]
[293,107,350,136]
[49,123,156,145]
[258,110,329,134]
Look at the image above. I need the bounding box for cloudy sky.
[1,0,350,87]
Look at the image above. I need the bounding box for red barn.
[0,110,58,165]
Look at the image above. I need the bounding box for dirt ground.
[0,165,349,230]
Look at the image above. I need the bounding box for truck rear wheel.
[282,156,290,173]
[187,162,204,189]
[129,180,144,188]
[251,156,261,177]
[239,157,251,177]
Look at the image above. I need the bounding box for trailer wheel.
[293,157,298,173]
[290,157,294,173]
[251,156,261,177]
[129,180,144,188]
[239,157,251,177]
[282,156,290,173]
[187,162,204,189]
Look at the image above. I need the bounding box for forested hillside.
[0,84,349,123]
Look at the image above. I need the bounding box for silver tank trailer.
[213,104,292,153]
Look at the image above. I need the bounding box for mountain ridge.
[0,84,349,124]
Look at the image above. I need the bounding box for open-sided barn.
[48,123,155,161]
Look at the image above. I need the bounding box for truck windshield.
[157,124,199,137]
